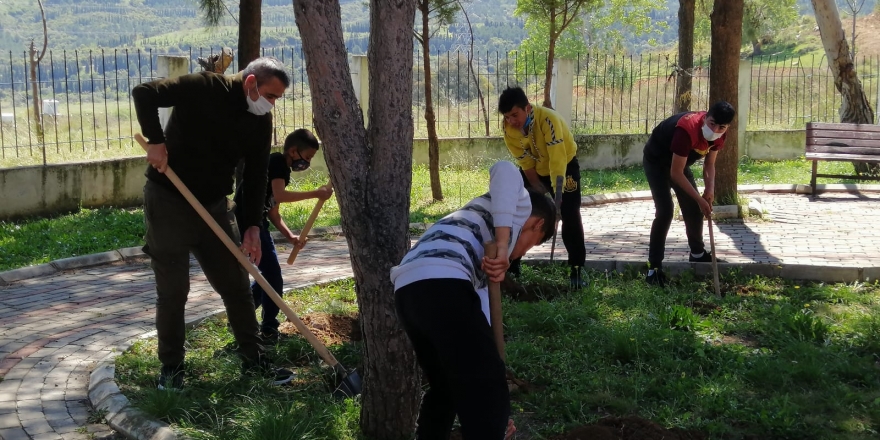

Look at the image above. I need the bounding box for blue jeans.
[240,223,283,334]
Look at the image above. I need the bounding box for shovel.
[135,133,361,397]
[708,216,721,297]
[549,176,563,262]
[483,241,505,361]
[287,187,331,265]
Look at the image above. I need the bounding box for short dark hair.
[283,129,319,153]
[708,101,736,125]
[242,56,290,88]
[498,86,530,114]
[527,188,558,244]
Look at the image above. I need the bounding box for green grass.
[0,158,865,271]
[114,267,880,439]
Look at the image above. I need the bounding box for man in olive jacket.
[133,56,293,390]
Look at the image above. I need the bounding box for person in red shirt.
[642,101,736,286]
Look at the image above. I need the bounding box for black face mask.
[290,159,310,172]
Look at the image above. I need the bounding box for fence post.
[156,55,188,130]
[349,54,369,127]
[549,58,574,126]
[737,58,752,157]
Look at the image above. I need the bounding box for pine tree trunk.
[420,2,443,201]
[674,0,695,114]
[294,1,421,439]
[709,0,743,206]
[811,0,878,174]
[237,0,262,71]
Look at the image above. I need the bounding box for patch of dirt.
[550,416,708,440]
[715,282,759,297]
[691,300,721,315]
[506,370,543,395]
[278,313,361,345]
[714,333,760,348]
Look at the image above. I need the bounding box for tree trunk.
[751,38,763,56]
[237,0,262,71]
[29,41,44,146]
[709,0,743,206]
[420,1,443,201]
[293,1,421,439]
[236,0,262,191]
[675,0,695,113]
[542,13,558,108]
[811,0,878,174]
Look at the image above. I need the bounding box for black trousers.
[143,180,263,368]
[643,155,706,268]
[395,279,510,440]
[512,158,586,273]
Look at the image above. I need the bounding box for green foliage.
[784,308,831,344]
[659,304,699,331]
[692,0,799,53]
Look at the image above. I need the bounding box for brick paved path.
[1,192,880,439]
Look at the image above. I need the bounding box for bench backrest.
[806,122,880,156]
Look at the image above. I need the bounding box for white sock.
[691,251,705,259]
[647,269,655,276]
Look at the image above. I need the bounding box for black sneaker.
[646,269,667,287]
[569,266,588,289]
[260,329,281,344]
[157,364,184,391]
[689,252,726,263]
[243,360,295,386]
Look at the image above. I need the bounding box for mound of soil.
[551,417,707,440]
[279,313,361,345]
[506,370,541,394]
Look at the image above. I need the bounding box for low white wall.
[0,130,807,221]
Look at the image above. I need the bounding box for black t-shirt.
[235,152,291,227]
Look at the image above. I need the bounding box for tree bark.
[293,1,421,439]
[237,0,262,71]
[709,0,743,206]
[419,1,443,201]
[674,0,695,113]
[542,14,558,108]
[811,0,877,174]
[235,0,262,191]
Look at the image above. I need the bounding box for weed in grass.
[86,407,108,424]
[659,305,699,332]
[784,308,830,344]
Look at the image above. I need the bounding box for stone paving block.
[862,266,880,282]
[88,379,121,408]
[0,427,31,440]
[108,407,177,440]
[95,393,128,422]
[21,417,54,435]
[0,411,20,428]
[60,432,91,440]
[47,417,79,433]
[42,405,70,422]
[0,263,58,283]
[30,433,63,440]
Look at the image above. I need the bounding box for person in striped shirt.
[391,160,556,440]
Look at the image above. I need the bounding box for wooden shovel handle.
[134,133,341,368]
[484,241,506,361]
[287,188,330,265]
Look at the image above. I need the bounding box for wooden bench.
[806,122,880,195]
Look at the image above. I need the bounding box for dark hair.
[283,129,319,153]
[527,188,558,244]
[242,56,291,88]
[707,101,736,125]
[498,86,530,114]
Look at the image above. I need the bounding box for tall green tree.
[415,0,459,201]
[742,0,798,55]
[514,0,665,107]
[293,0,422,438]
[515,0,597,107]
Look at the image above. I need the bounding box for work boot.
[157,364,184,392]
[646,269,667,287]
[689,251,726,263]
[569,266,588,289]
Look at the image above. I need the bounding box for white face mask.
[702,123,722,141]
[246,80,274,116]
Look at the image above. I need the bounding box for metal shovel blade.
[332,364,362,398]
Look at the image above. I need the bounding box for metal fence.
[2,48,879,167]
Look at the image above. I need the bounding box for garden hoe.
[484,241,506,360]
[549,176,563,262]
[708,216,721,297]
[134,133,362,398]
[287,187,331,265]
